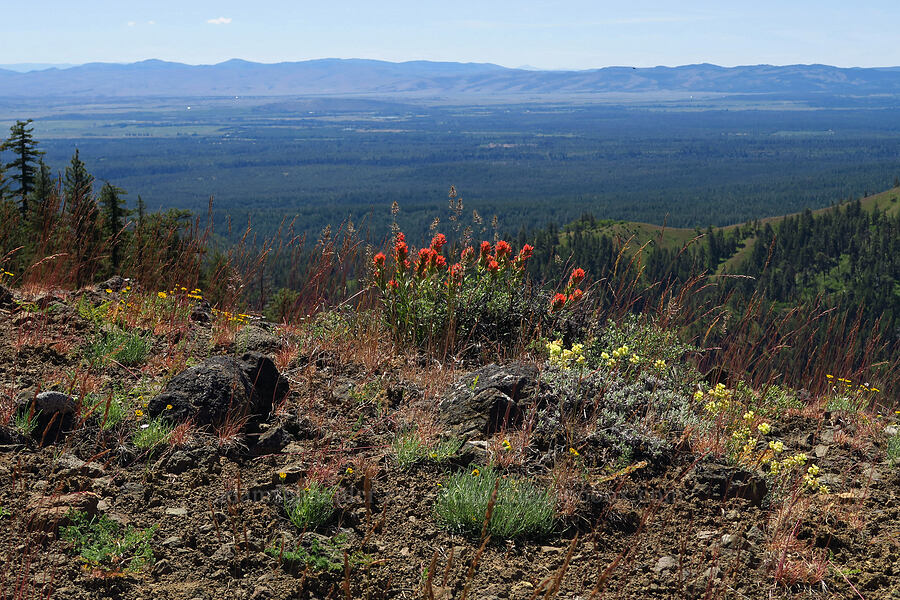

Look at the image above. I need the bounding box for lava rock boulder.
[0,283,13,308]
[438,362,546,439]
[148,352,288,427]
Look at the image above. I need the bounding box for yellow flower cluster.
[600,345,631,368]
[802,464,829,494]
[826,374,880,393]
[546,339,585,368]
[653,359,667,370]
[698,383,734,413]
[767,450,807,474]
[211,308,251,325]
[0,270,14,283]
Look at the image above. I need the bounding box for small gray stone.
[653,556,678,572]
[165,506,189,517]
[56,453,105,477]
[721,533,739,548]
[166,450,195,474]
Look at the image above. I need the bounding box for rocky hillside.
[0,267,897,599]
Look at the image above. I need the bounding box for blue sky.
[3,0,899,69]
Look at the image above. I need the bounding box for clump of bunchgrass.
[434,466,555,540]
[12,407,40,436]
[86,329,152,367]
[887,430,900,467]
[392,432,461,469]
[90,394,128,431]
[283,482,336,530]
[61,510,157,574]
[132,416,173,449]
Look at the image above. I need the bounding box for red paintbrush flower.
[550,293,567,312]
[495,240,512,260]
[431,233,447,251]
[569,268,585,287]
[394,241,408,263]
[518,244,534,261]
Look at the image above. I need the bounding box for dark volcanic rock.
[438,362,545,439]
[190,300,212,323]
[0,283,13,308]
[96,276,128,292]
[148,352,288,427]
[17,391,78,443]
[686,458,768,506]
[252,423,290,454]
[235,325,281,355]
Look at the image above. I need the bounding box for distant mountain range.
[3,59,900,98]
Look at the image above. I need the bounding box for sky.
[2,0,900,70]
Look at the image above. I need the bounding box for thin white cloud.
[127,21,136,27]
[147,20,155,25]
[207,17,232,25]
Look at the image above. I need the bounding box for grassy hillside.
[553,186,900,273]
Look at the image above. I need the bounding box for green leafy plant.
[132,417,173,449]
[266,533,370,572]
[435,466,555,539]
[283,482,336,530]
[76,296,111,325]
[61,510,157,574]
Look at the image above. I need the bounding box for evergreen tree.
[0,162,10,201]
[98,182,129,270]
[64,149,94,209]
[30,159,53,208]
[28,160,58,237]
[2,119,44,217]
[62,150,100,287]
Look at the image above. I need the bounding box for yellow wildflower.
[278,472,287,480]
[471,468,480,477]
[157,291,167,299]
[135,409,144,417]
